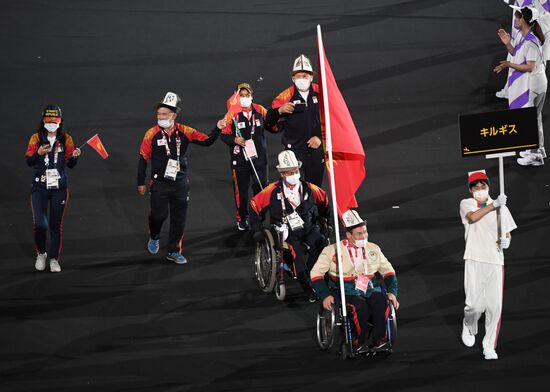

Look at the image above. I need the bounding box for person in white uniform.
[495,6,547,166]
[459,170,517,361]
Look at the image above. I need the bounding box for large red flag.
[86,133,109,159]
[317,33,366,218]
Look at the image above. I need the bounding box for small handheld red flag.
[86,134,109,159]
[226,91,242,116]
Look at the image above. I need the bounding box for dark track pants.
[348,292,389,344]
[291,147,325,188]
[31,187,68,259]
[286,228,325,290]
[149,179,189,254]
[231,162,267,222]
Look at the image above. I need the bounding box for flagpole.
[232,118,264,190]
[317,25,349,326]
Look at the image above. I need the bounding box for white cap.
[292,54,315,75]
[342,210,366,229]
[157,92,181,113]
[276,150,302,172]
[510,5,539,23]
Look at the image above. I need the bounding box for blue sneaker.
[147,238,160,254]
[166,252,187,264]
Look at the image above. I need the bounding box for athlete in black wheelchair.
[311,209,399,358]
[250,150,330,302]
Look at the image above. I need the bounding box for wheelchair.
[254,217,331,301]
[316,288,397,360]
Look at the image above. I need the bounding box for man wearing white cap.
[250,150,329,301]
[137,92,226,264]
[266,54,325,187]
[311,209,399,353]
[459,170,517,360]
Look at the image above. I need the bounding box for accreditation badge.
[355,274,371,293]
[46,169,60,189]
[164,159,180,181]
[312,96,318,104]
[244,139,258,160]
[286,211,305,231]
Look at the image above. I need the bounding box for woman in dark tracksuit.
[220,83,277,231]
[25,105,81,272]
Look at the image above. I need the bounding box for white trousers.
[463,259,504,352]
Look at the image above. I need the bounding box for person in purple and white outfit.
[495,6,547,166]
[497,1,550,97]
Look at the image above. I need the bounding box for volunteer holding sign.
[267,54,325,187]
[459,170,517,360]
[137,92,225,264]
[220,83,275,231]
[310,210,399,353]
[25,105,81,272]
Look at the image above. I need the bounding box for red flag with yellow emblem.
[317,28,365,218]
[86,134,109,159]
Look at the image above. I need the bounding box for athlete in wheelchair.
[250,150,330,302]
[311,209,399,358]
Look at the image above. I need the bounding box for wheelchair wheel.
[316,305,337,350]
[388,302,397,345]
[275,281,286,301]
[254,229,277,293]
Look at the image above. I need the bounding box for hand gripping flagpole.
[317,25,352,351]
[232,118,264,190]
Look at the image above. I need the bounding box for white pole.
[486,151,514,250]
[317,25,347,318]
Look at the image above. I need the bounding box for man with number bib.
[266,54,325,187]
[311,210,399,353]
[221,83,275,231]
[250,150,329,301]
[137,92,225,264]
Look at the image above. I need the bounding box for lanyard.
[345,240,367,275]
[282,183,302,210]
[235,111,256,138]
[44,140,59,168]
[161,129,181,159]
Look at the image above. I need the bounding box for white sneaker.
[518,149,532,158]
[461,322,475,347]
[50,259,61,273]
[484,350,498,360]
[495,89,508,99]
[517,153,544,166]
[35,252,47,271]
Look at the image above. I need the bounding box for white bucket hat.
[291,54,315,75]
[276,150,302,172]
[157,92,181,113]
[342,209,366,229]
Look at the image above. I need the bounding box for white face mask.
[353,238,367,248]
[240,96,252,108]
[285,173,300,185]
[158,119,174,129]
[473,189,489,201]
[294,78,311,92]
[44,122,59,133]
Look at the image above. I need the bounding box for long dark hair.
[517,8,545,45]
